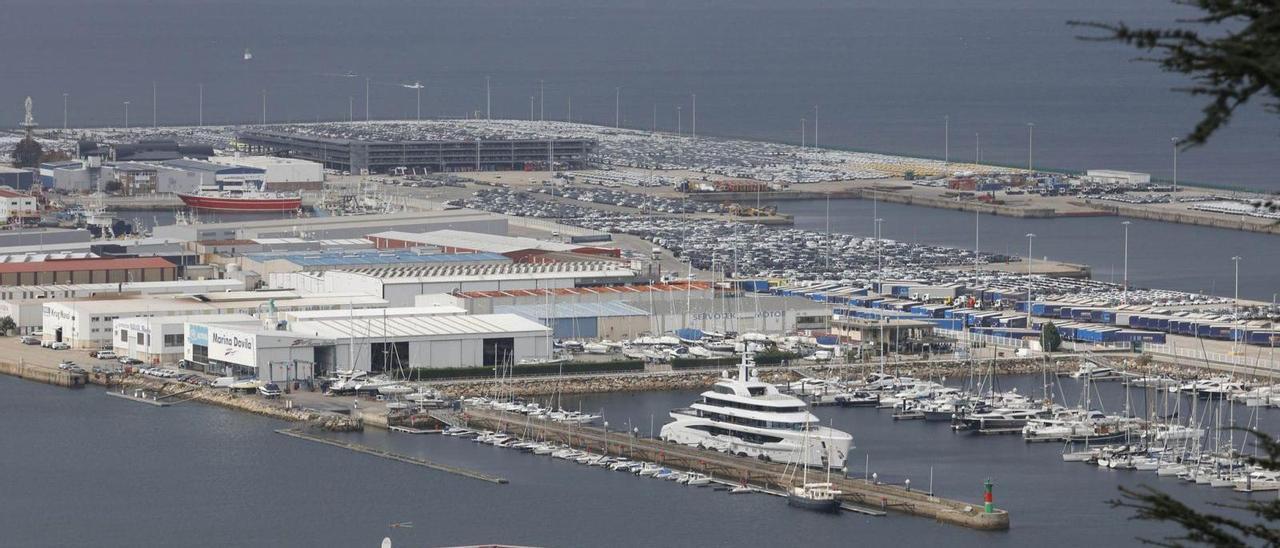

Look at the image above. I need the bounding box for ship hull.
[178,193,301,212]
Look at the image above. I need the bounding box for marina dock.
[443,408,1010,530]
[274,428,508,484]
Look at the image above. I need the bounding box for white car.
[95,351,118,360]
[211,376,237,388]
[49,342,71,350]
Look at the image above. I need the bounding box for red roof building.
[0,257,177,286]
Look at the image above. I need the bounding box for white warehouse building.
[184,313,553,381]
[113,313,260,365]
[310,262,639,307]
[207,155,324,191]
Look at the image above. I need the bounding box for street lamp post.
[62,93,68,129]
[123,101,130,129]
[1122,221,1131,304]
[1027,123,1035,172]
[1172,137,1180,193]
[944,115,949,164]
[874,218,885,283]
[1026,233,1036,324]
[1232,256,1242,351]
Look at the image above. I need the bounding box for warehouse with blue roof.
[496,301,651,340]
[241,248,511,275]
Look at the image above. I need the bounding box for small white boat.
[729,485,753,494]
[684,473,711,486]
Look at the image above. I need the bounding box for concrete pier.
[275,428,508,484]
[449,407,1011,531]
[0,360,86,388]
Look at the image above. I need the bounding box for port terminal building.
[235,129,595,175]
[0,279,246,335]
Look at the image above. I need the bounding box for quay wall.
[1079,200,1280,235]
[0,360,87,388]
[114,377,362,431]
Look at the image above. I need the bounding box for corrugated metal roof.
[247,250,508,267]
[367,229,582,254]
[293,313,550,339]
[496,301,649,320]
[341,260,632,281]
[0,257,174,273]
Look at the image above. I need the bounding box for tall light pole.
[615,87,621,128]
[348,96,353,123]
[975,132,980,164]
[152,80,157,128]
[1026,233,1036,324]
[974,209,980,272]
[62,93,68,130]
[539,79,545,121]
[944,115,949,164]
[812,105,818,149]
[123,101,130,129]
[365,77,371,122]
[485,76,491,119]
[801,118,806,147]
[198,83,204,127]
[1171,137,1180,193]
[1232,255,1242,350]
[691,93,697,138]
[1122,221,1131,304]
[1027,122,1035,172]
[261,89,267,124]
[874,218,885,284]
[676,106,682,135]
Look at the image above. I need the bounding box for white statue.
[22,96,34,126]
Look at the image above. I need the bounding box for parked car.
[19,336,40,345]
[57,361,75,370]
[118,357,142,366]
[211,376,237,388]
[258,382,283,398]
[94,351,117,360]
[50,342,71,350]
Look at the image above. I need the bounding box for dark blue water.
[3,0,1278,192]
[775,198,1280,302]
[3,373,1274,547]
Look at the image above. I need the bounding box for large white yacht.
[660,353,853,469]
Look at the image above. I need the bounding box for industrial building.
[426,282,717,314]
[240,248,510,276]
[195,237,374,258]
[207,155,324,191]
[153,209,507,242]
[113,313,260,365]
[367,229,622,262]
[154,159,267,194]
[237,129,595,175]
[80,139,214,162]
[307,261,640,307]
[279,305,467,325]
[185,313,553,380]
[41,291,387,349]
[0,189,39,222]
[1085,170,1151,186]
[0,257,177,286]
[103,162,161,194]
[0,166,36,190]
[496,301,651,340]
[39,161,90,191]
[0,278,246,335]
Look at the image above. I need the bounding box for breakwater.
[0,360,87,388]
[116,377,362,431]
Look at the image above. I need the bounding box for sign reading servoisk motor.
[208,327,257,367]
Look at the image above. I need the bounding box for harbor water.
[775,198,1280,302]
[4,0,1279,191]
[2,372,1273,547]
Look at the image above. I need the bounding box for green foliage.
[0,316,15,334]
[1040,322,1062,352]
[670,350,802,369]
[12,138,42,168]
[1070,2,1280,146]
[399,360,644,380]
[104,180,124,193]
[1112,429,1280,546]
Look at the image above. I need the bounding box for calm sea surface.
[2,373,1275,547]
[2,0,1278,191]
[775,198,1280,302]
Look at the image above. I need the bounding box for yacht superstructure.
[660,353,853,468]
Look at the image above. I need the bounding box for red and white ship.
[177,180,301,212]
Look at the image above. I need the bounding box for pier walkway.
[444,407,1010,530]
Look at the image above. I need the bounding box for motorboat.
[660,352,853,469]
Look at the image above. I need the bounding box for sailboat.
[786,419,843,513]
